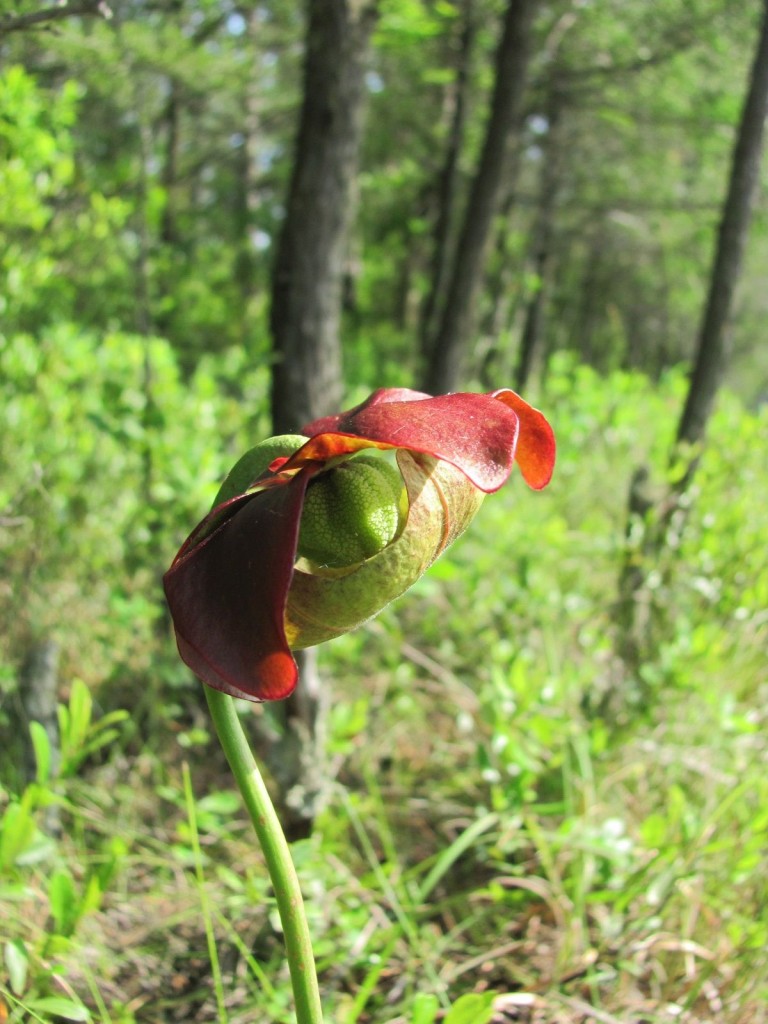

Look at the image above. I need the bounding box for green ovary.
[297,456,405,569]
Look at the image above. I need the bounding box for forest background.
[1,0,767,1022]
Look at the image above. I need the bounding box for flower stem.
[205,686,324,1024]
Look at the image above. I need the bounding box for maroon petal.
[296,391,523,493]
[303,388,431,436]
[163,472,315,701]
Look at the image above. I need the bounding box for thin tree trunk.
[18,640,61,832]
[233,7,263,316]
[422,0,537,395]
[159,80,180,247]
[612,1,768,710]
[514,91,563,392]
[19,640,60,781]
[419,0,476,364]
[485,188,521,347]
[676,0,768,449]
[270,0,377,432]
[266,0,377,837]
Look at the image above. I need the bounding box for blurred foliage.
[0,2,766,393]
[0,325,271,701]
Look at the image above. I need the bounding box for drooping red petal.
[491,389,556,490]
[163,472,316,701]
[297,391,522,493]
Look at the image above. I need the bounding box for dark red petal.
[295,391,522,493]
[163,473,314,701]
[491,389,556,490]
[303,388,431,436]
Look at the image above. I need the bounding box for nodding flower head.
[163,387,555,701]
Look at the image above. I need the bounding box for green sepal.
[212,435,309,507]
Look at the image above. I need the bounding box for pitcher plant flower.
[163,387,555,703]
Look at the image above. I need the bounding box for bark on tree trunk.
[160,80,180,247]
[419,0,476,365]
[234,7,264,324]
[514,90,563,393]
[265,0,377,837]
[676,0,768,449]
[270,0,377,432]
[422,0,537,396]
[17,639,61,832]
[19,640,61,784]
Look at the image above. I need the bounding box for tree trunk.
[612,1,768,713]
[419,0,476,365]
[159,82,180,247]
[16,639,61,832]
[19,640,61,784]
[422,0,537,396]
[676,0,768,449]
[270,0,377,432]
[514,90,563,392]
[265,0,377,837]
[233,7,264,322]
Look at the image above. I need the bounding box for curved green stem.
[205,686,324,1024]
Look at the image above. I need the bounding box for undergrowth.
[1,356,766,1023]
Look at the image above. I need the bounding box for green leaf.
[0,802,36,870]
[443,993,497,1024]
[68,678,93,750]
[4,938,29,995]
[410,992,439,1024]
[28,721,52,784]
[26,996,91,1022]
[57,681,128,777]
[82,872,105,915]
[48,867,79,938]
[197,791,242,816]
